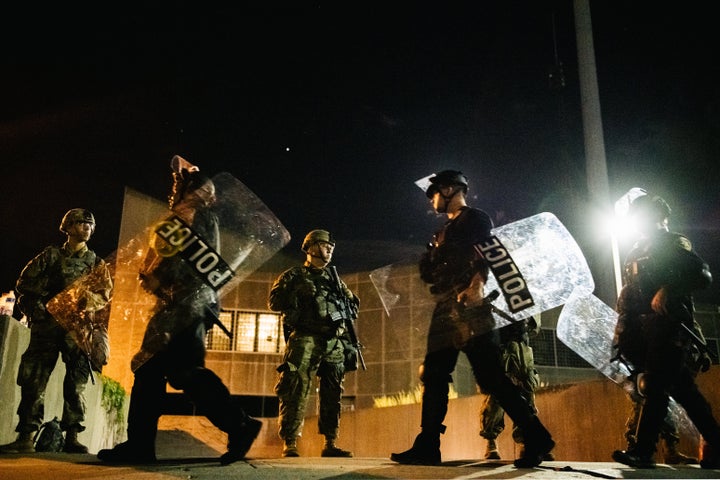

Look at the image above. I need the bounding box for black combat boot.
[612,448,656,468]
[513,417,555,468]
[97,441,157,464]
[220,417,262,465]
[390,431,441,465]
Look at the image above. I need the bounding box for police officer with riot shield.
[98,159,262,465]
[269,229,359,458]
[390,170,554,468]
[0,209,112,455]
[612,192,720,469]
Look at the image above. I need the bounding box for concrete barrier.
[0,315,128,453]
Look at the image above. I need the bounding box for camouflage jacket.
[268,263,359,338]
[16,243,112,323]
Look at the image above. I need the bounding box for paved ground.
[2,454,720,480]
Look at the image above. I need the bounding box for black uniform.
[392,206,554,467]
[98,176,261,465]
[613,227,720,467]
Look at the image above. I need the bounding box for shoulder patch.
[677,236,693,251]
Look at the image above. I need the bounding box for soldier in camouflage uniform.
[0,209,112,454]
[480,317,546,460]
[269,229,359,458]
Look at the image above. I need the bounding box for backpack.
[34,417,65,452]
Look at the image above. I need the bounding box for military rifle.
[329,266,366,370]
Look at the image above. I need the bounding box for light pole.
[573,0,615,306]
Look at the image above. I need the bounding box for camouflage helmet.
[425,170,469,198]
[301,229,335,252]
[60,208,96,234]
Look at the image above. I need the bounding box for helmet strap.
[306,244,331,266]
[441,186,460,203]
[436,186,462,213]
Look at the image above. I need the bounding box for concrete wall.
[159,369,720,462]
[0,315,128,453]
[275,372,720,462]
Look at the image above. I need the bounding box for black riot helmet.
[425,170,469,198]
[59,208,96,234]
[629,193,672,234]
[169,169,214,209]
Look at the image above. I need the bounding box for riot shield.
[46,257,113,380]
[556,289,629,384]
[370,212,594,332]
[51,169,290,390]
[556,288,698,440]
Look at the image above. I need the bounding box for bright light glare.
[607,187,647,242]
[614,187,647,217]
[604,213,637,240]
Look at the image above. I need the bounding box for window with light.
[206,309,285,353]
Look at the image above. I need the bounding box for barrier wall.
[3,313,719,461]
[0,316,128,452]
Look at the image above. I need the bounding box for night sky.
[2,1,719,305]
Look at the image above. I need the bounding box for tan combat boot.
[63,430,88,454]
[485,438,500,459]
[321,437,352,457]
[282,438,299,457]
[0,432,35,454]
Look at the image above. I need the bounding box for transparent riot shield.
[370,212,594,335]
[51,171,290,390]
[483,212,593,321]
[46,257,113,382]
[556,289,629,383]
[557,289,698,440]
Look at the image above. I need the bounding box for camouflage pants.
[274,333,345,441]
[480,340,538,444]
[16,319,90,433]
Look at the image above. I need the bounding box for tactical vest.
[287,266,347,337]
[45,246,98,297]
